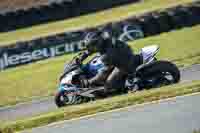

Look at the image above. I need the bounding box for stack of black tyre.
[0,0,140,32]
[129,1,200,37]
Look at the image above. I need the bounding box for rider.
[76,26,142,94]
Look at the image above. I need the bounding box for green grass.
[0,0,196,46]
[0,25,200,107]
[1,80,200,133]
[194,129,200,133]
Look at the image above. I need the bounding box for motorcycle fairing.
[140,45,159,63]
[83,55,105,77]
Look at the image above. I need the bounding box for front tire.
[55,91,67,108]
[55,90,88,108]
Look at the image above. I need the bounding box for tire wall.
[0,1,200,71]
[0,0,140,32]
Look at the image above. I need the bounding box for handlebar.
[70,51,89,65]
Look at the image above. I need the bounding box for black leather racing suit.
[79,38,142,93]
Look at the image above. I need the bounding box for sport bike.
[55,45,180,107]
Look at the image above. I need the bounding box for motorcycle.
[55,45,180,107]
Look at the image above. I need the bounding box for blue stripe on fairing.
[58,84,79,92]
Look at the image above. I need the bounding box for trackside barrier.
[0,0,140,32]
[0,1,200,71]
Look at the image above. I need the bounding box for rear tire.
[137,60,180,88]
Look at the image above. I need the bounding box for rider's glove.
[75,57,82,65]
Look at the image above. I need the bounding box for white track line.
[0,97,53,111]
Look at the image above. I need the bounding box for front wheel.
[55,90,89,108]
[55,91,69,107]
[137,60,180,89]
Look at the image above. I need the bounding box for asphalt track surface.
[0,64,200,122]
[22,93,200,133]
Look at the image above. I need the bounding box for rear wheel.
[137,60,180,89]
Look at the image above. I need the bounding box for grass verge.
[0,0,196,46]
[1,80,200,133]
[0,24,200,107]
[194,129,200,133]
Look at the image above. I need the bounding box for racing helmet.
[84,29,111,53]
